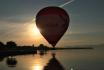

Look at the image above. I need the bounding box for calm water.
[0,48,104,70]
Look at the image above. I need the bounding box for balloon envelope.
[36,6,70,47]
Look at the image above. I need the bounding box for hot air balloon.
[36,6,70,48]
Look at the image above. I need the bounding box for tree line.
[0,41,50,50]
[0,41,17,48]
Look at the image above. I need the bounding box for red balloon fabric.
[36,6,70,47]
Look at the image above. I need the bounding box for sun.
[34,27,40,36]
[29,23,41,39]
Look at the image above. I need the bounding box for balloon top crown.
[36,6,69,20]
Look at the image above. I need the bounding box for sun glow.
[31,24,44,45]
[30,23,41,39]
[34,64,42,70]
[33,26,40,36]
[28,18,41,37]
[25,19,49,46]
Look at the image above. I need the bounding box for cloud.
[0,16,33,24]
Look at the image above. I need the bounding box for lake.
[0,48,104,70]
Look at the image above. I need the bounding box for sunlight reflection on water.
[33,64,42,70]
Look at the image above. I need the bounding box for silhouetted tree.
[0,41,5,47]
[6,41,17,48]
[38,44,49,50]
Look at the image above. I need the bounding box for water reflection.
[33,58,43,70]
[0,56,5,62]
[38,50,47,57]
[71,68,74,70]
[34,64,42,70]
[0,51,66,70]
[6,56,17,67]
[32,51,65,70]
[0,49,103,70]
[43,53,65,70]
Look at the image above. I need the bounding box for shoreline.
[0,46,93,56]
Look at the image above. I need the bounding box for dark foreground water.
[0,48,104,70]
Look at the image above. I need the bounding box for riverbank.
[0,46,93,56]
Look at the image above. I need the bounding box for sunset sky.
[0,0,104,47]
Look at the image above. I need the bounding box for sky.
[0,0,104,47]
